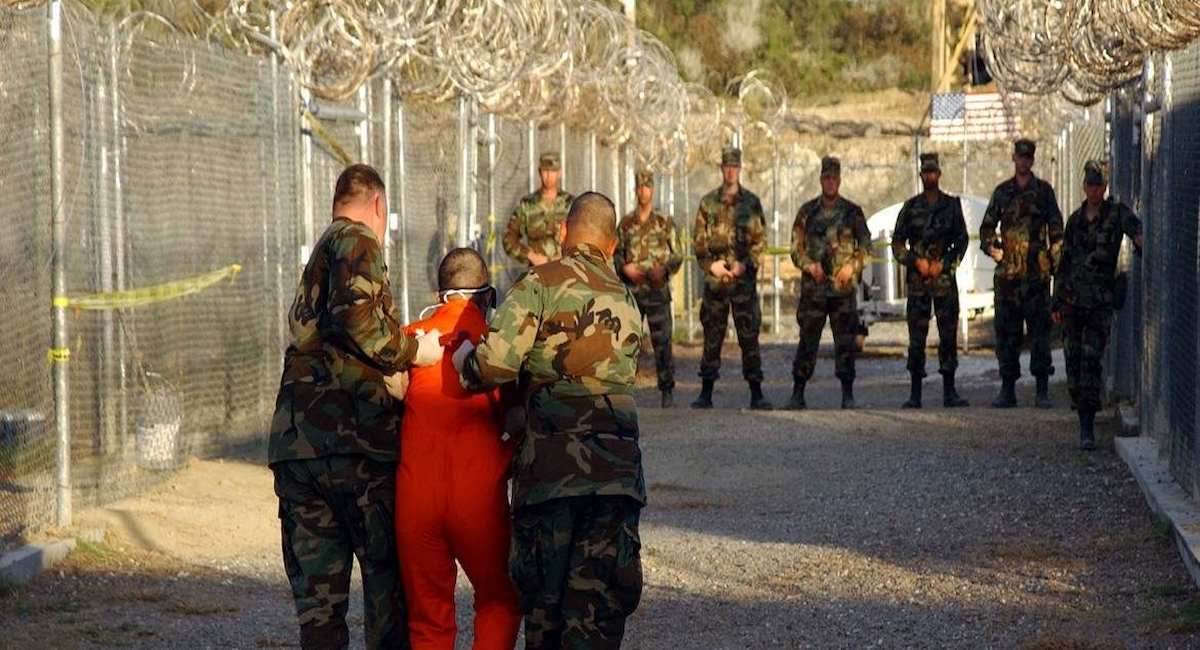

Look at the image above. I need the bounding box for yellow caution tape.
[47,347,70,364]
[61,263,243,311]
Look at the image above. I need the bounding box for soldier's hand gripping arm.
[459,273,541,392]
[503,206,530,266]
[325,229,420,372]
[980,188,1004,261]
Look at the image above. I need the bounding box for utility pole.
[931,0,946,91]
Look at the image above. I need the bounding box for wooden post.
[931,0,946,91]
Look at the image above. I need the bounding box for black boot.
[661,389,674,409]
[1035,375,1054,409]
[785,379,807,410]
[690,378,714,409]
[748,381,773,410]
[991,378,1017,408]
[943,373,969,408]
[841,379,857,410]
[902,374,922,409]
[1079,409,1096,450]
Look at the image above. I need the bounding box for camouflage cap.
[820,155,842,177]
[1014,138,1036,157]
[919,152,941,173]
[635,169,654,188]
[538,151,561,171]
[721,147,742,167]
[1083,159,1108,185]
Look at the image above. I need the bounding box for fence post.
[109,20,128,449]
[771,141,781,336]
[358,84,370,163]
[382,79,393,270]
[396,98,411,323]
[589,131,597,189]
[48,0,71,527]
[487,113,497,285]
[527,120,536,193]
[559,122,567,188]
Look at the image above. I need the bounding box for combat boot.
[661,389,674,409]
[902,374,922,409]
[690,378,714,409]
[991,378,1017,408]
[1079,409,1096,451]
[784,380,807,410]
[943,373,969,408]
[841,379,857,410]
[748,381,773,410]
[1035,375,1054,409]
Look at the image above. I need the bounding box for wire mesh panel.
[399,101,459,316]
[0,5,54,548]
[1108,89,1143,402]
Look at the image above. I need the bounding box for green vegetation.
[634,0,931,100]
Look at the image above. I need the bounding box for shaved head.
[438,247,489,290]
[563,192,617,249]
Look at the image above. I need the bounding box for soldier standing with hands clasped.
[454,193,646,649]
[691,146,772,410]
[786,156,870,410]
[980,138,1064,409]
[1053,160,1142,450]
[615,169,683,408]
[269,164,444,649]
[891,152,970,409]
[504,151,575,268]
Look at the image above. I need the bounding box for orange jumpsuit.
[396,299,520,650]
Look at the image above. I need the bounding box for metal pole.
[527,120,537,193]
[458,96,470,247]
[382,79,393,269]
[589,131,597,189]
[109,21,128,448]
[301,86,315,257]
[682,160,694,341]
[269,12,286,396]
[396,99,412,322]
[487,113,497,284]
[559,122,567,188]
[611,144,620,216]
[469,101,479,247]
[358,84,370,163]
[49,0,71,527]
[772,141,781,336]
[96,45,115,455]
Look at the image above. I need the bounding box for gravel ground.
[2,339,1199,649]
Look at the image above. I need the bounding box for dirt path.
[2,343,1199,649]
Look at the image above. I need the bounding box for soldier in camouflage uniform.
[455,192,645,649]
[691,147,772,410]
[269,165,444,649]
[891,153,970,409]
[980,138,1065,409]
[1053,160,1143,450]
[786,156,870,410]
[615,169,683,408]
[504,151,576,267]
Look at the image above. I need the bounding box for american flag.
[929,92,1022,142]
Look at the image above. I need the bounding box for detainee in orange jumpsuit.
[395,248,521,650]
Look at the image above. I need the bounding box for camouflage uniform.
[269,217,416,650]
[980,150,1064,387]
[460,242,645,649]
[1054,197,1141,412]
[614,191,682,393]
[892,189,969,378]
[503,153,575,267]
[693,184,767,384]
[790,195,870,385]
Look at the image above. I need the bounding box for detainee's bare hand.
[384,371,410,401]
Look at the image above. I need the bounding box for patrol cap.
[820,155,841,177]
[919,152,941,173]
[1083,159,1108,186]
[721,147,742,167]
[635,169,654,188]
[538,151,561,171]
[1014,138,1036,157]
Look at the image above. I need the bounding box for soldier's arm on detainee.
[790,208,814,270]
[890,203,916,266]
[327,231,417,371]
[460,274,541,392]
[502,210,529,265]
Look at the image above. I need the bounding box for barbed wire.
[979,0,1200,105]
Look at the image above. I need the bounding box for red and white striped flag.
[930,92,1022,142]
